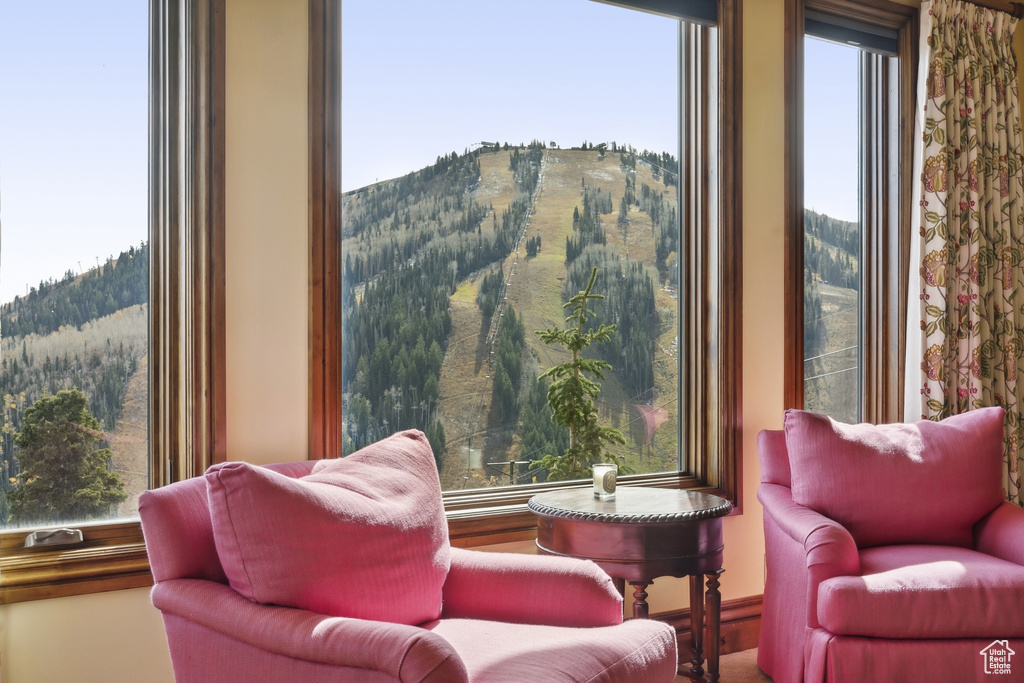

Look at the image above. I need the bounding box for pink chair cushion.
[818,545,1024,639]
[205,429,450,625]
[441,547,624,627]
[784,407,1005,548]
[427,617,678,682]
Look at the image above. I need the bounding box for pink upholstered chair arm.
[152,579,469,682]
[758,484,859,571]
[440,546,624,627]
[975,501,1024,566]
[758,483,859,628]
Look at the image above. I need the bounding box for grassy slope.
[804,283,859,422]
[109,353,148,517]
[436,149,680,487]
[437,150,516,489]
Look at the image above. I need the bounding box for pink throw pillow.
[205,430,450,624]
[785,407,1005,548]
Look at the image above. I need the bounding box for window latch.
[24,528,85,549]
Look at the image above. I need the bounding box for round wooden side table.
[528,486,732,683]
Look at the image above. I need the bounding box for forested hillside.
[342,141,682,488]
[803,209,858,359]
[803,209,860,421]
[341,144,539,463]
[0,245,148,524]
[805,210,857,289]
[2,244,147,338]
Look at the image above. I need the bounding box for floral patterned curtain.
[913,0,1024,503]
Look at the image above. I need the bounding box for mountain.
[2,243,148,338]
[342,141,681,489]
[0,244,149,523]
[803,209,860,422]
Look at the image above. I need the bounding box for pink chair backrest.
[140,460,317,584]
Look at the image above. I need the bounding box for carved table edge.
[526,499,733,524]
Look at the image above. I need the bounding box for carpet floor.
[673,648,772,682]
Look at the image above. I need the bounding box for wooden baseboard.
[652,593,762,663]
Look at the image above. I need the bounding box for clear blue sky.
[343,0,861,222]
[0,1,147,305]
[804,36,859,223]
[342,0,680,193]
[0,2,860,307]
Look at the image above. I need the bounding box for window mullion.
[680,20,696,475]
[784,0,807,410]
[861,48,910,425]
[859,49,904,425]
[151,0,225,485]
[859,50,877,423]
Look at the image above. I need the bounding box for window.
[786,0,915,423]
[0,2,148,530]
[802,35,861,423]
[0,0,224,603]
[320,0,741,542]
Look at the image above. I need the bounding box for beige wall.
[225,0,310,466]
[3,1,1023,681]
[0,587,172,683]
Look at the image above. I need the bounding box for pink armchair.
[140,431,677,682]
[757,408,1024,683]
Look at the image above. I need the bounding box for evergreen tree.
[492,307,526,426]
[6,389,126,524]
[533,268,625,480]
[519,376,569,474]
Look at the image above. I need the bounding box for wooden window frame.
[317,0,743,546]
[784,0,915,422]
[0,0,226,604]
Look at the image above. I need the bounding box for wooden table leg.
[704,570,724,683]
[612,576,626,598]
[629,582,650,619]
[688,574,705,677]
